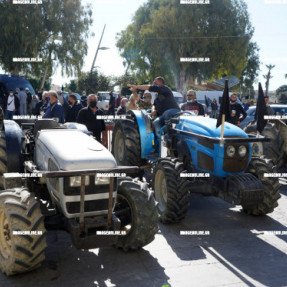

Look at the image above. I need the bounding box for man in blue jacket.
[43,90,64,123]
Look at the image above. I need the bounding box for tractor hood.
[176,116,248,138]
[35,129,116,171]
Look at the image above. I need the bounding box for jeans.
[153,108,180,139]
[5,110,14,120]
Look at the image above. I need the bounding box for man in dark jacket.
[66,94,83,122]
[227,93,247,126]
[108,91,115,115]
[116,97,128,115]
[128,76,180,139]
[181,90,205,116]
[43,90,65,123]
[77,94,108,147]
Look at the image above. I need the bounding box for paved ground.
[1,185,287,287]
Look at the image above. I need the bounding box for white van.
[195,91,242,112]
[97,91,118,114]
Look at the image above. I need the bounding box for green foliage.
[278,93,287,104]
[116,0,259,93]
[77,71,110,94]
[276,85,287,95]
[26,77,51,92]
[0,0,93,78]
[68,80,78,93]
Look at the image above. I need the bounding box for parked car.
[62,91,81,102]
[240,104,287,128]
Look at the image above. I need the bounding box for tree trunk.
[173,70,189,96]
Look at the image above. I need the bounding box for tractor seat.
[34,119,64,137]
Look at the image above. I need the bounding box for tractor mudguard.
[129,110,155,158]
[4,120,23,172]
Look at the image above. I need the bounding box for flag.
[255,83,268,133]
[216,80,230,128]
[205,95,209,107]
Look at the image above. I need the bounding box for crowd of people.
[2,79,271,147]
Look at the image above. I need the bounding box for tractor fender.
[129,110,155,158]
[4,120,24,172]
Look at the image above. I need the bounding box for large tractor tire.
[152,158,190,224]
[242,157,281,215]
[114,178,158,251]
[0,130,7,190]
[0,188,47,275]
[112,117,145,167]
[244,121,284,168]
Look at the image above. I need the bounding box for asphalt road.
[1,185,287,287]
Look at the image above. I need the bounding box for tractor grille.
[66,199,114,214]
[223,138,249,172]
[63,176,117,216]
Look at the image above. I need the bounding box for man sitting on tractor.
[128,76,180,141]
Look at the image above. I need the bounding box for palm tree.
[263,64,275,95]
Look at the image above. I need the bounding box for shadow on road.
[160,193,287,286]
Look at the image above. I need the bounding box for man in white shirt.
[5,89,19,119]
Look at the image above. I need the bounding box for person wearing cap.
[116,97,128,115]
[25,88,32,115]
[18,87,27,115]
[43,90,64,123]
[65,94,83,122]
[4,89,19,120]
[264,95,274,115]
[181,90,204,116]
[227,93,247,126]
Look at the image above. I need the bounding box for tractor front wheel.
[242,157,281,215]
[152,158,190,223]
[0,188,47,275]
[114,178,158,251]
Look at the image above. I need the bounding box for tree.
[116,0,259,95]
[77,71,110,94]
[263,64,275,96]
[27,77,51,92]
[0,0,93,79]
[68,80,78,93]
[276,85,287,95]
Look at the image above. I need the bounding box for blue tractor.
[112,111,281,223]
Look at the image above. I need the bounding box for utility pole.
[90,24,107,74]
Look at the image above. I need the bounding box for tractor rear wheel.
[114,178,158,251]
[244,121,284,168]
[242,157,281,215]
[0,130,7,190]
[152,157,190,223]
[0,188,47,275]
[112,116,146,177]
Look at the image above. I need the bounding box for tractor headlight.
[238,145,247,157]
[95,176,110,185]
[70,176,90,187]
[226,145,236,157]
